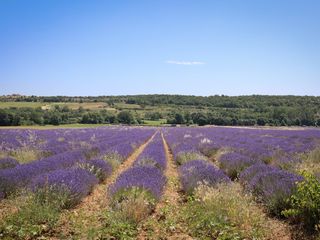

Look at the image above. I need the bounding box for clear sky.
[0,0,319,96]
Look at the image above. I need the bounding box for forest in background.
[0,94,319,126]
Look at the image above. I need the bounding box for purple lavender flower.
[272,155,300,170]
[179,160,230,194]
[0,157,19,170]
[219,152,258,179]
[29,168,98,208]
[246,168,303,215]
[134,132,166,171]
[239,163,279,185]
[109,165,166,200]
[0,149,86,195]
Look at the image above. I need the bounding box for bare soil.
[137,133,192,240]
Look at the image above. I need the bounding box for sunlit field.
[1,126,320,239]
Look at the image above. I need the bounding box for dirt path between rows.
[53,131,158,239]
[137,133,192,240]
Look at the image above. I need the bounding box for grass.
[175,151,207,165]
[9,148,47,163]
[0,190,68,240]
[0,101,116,111]
[296,147,320,175]
[141,119,166,126]
[0,102,44,109]
[114,103,142,109]
[180,182,285,240]
[76,188,156,240]
[0,147,51,164]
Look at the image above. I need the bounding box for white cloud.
[166,60,205,65]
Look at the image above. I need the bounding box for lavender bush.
[239,163,279,185]
[179,160,230,194]
[0,150,85,196]
[77,159,113,182]
[219,152,258,179]
[246,168,303,215]
[29,168,98,208]
[109,165,166,200]
[0,157,19,169]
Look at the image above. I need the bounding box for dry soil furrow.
[54,131,158,239]
[137,133,193,240]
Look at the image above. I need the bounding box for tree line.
[0,94,319,126]
[0,107,139,126]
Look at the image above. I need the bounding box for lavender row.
[163,129,230,194]
[17,128,155,206]
[163,127,320,169]
[0,126,155,161]
[109,131,167,201]
[133,132,167,171]
[164,127,309,215]
[0,127,155,200]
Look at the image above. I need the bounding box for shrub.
[0,150,85,197]
[77,159,113,182]
[109,166,166,200]
[272,155,299,171]
[29,168,98,208]
[110,187,155,223]
[198,143,219,158]
[102,183,159,239]
[239,163,278,186]
[0,157,19,170]
[179,160,230,195]
[175,151,206,165]
[103,152,124,169]
[219,152,257,179]
[282,171,320,232]
[248,169,303,216]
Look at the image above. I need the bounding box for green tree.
[117,111,135,124]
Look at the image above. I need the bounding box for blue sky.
[0,0,319,96]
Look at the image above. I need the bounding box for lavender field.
[0,126,320,239]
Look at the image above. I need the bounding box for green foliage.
[144,111,162,120]
[0,191,66,239]
[176,151,207,165]
[103,151,123,169]
[117,111,135,124]
[101,210,138,240]
[81,112,104,124]
[296,148,320,175]
[282,172,320,232]
[111,187,156,222]
[100,188,156,239]
[77,161,105,181]
[181,183,275,240]
[1,95,319,126]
